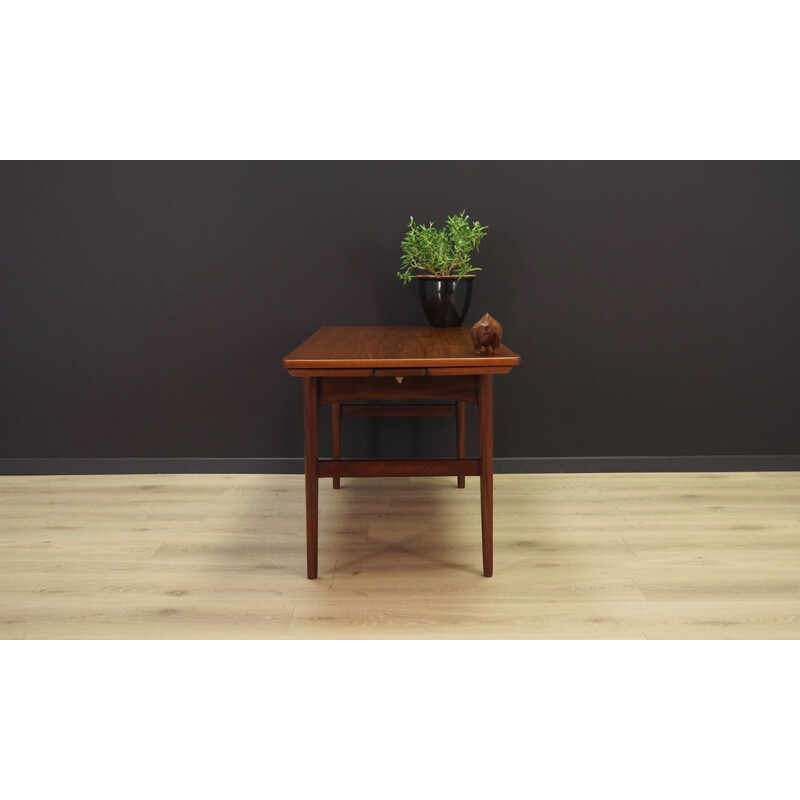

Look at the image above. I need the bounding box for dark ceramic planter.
[416,275,475,327]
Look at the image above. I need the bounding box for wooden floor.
[1,472,799,639]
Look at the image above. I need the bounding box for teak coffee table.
[282,325,521,579]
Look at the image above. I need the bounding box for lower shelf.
[316,458,482,478]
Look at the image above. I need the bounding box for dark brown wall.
[1,161,799,468]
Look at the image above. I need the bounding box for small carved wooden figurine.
[470,313,503,355]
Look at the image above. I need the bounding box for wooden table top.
[282,326,521,372]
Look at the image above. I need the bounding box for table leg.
[456,400,466,488]
[478,375,493,577]
[304,377,319,579]
[331,402,341,489]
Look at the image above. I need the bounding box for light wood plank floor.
[1,472,799,639]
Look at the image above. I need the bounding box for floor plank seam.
[630,577,649,601]
[329,559,338,589]
[621,536,637,555]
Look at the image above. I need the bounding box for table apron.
[288,367,511,377]
[318,375,478,405]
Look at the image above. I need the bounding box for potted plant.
[397,210,488,327]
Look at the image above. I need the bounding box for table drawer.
[319,374,478,404]
[373,368,427,377]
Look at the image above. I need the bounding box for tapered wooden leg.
[456,401,466,488]
[304,378,319,579]
[331,402,341,489]
[478,375,493,577]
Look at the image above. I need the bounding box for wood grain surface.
[282,326,521,370]
[1,472,799,639]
